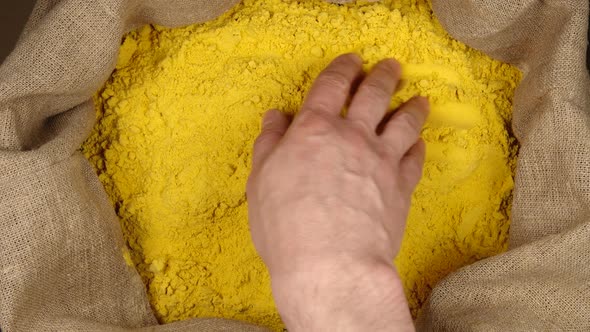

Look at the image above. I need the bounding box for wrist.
[271,259,414,331]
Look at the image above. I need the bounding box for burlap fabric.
[0,0,588,331]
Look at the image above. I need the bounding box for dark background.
[0,1,589,68]
[0,0,36,64]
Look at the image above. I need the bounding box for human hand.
[246,54,429,331]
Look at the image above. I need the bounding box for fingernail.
[416,96,430,112]
[382,58,401,71]
[346,53,363,64]
[263,109,278,125]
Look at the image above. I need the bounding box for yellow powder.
[82,0,521,330]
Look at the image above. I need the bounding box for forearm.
[271,261,415,332]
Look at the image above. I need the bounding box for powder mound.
[82,0,521,330]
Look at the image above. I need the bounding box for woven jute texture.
[416,0,590,330]
[1,0,588,331]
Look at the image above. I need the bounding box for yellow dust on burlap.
[82,0,521,330]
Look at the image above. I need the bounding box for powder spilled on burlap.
[81,0,521,330]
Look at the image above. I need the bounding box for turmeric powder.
[82,0,521,330]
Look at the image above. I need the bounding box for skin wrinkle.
[82,0,521,330]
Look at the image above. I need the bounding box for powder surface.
[82,0,521,330]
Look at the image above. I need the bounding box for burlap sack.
[0,0,588,331]
[416,1,590,330]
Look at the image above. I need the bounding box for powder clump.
[82,0,521,330]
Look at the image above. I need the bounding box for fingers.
[381,96,429,156]
[400,139,426,190]
[300,53,364,118]
[252,110,291,170]
[347,59,402,130]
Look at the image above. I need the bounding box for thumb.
[252,109,290,170]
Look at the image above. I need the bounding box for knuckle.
[253,131,276,148]
[362,79,391,101]
[345,128,373,153]
[349,132,366,148]
[317,69,351,91]
[298,111,335,132]
[305,101,334,117]
[260,126,283,137]
[405,160,422,177]
[380,60,400,77]
[349,118,373,134]
[395,111,420,134]
[376,144,394,161]
[256,130,274,142]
